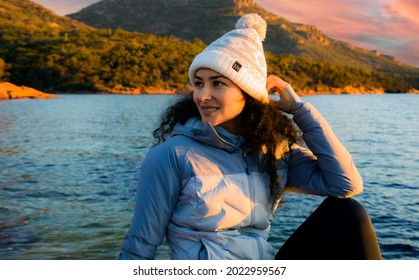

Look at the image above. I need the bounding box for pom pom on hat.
[235,13,267,41]
[189,14,269,103]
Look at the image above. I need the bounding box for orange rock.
[407,88,419,94]
[0,82,58,100]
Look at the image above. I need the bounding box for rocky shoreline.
[0,82,59,100]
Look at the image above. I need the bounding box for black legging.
[275,197,382,260]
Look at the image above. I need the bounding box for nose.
[196,86,212,102]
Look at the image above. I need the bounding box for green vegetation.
[1,28,205,92]
[0,0,418,93]
[0,0,205,92]
[267,54,417,93]
[0,58,10,81]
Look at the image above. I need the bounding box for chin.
[201,117,217,126]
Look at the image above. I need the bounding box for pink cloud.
[384,0,419,26]
[255,0,419,67]
[256,0,385,44]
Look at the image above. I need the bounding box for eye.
[214,81,225,87]
[193,81,203,89]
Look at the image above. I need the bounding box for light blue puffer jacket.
[116,102,363,260]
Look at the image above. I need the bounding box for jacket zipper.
[242,151,256,229]
[256,235,264,259]
[242,150,250,175]
[209,125,249,175]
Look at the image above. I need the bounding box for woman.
[116,14,381,260]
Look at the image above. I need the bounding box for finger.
[266,75,279,91]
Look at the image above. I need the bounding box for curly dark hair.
[152,93,301,205]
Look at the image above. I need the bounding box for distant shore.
[1,82,418,100]
[59,86,419,95]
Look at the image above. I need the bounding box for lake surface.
[0,94,418,260]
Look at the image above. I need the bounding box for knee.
[322,197,372,226]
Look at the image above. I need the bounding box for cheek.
[235,102,246,115]
[192,92,199,106]
[232,97,246,112]
[223,102,245,120]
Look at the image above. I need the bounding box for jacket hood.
[170,118,243,153]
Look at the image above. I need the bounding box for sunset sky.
[31,0,419,67]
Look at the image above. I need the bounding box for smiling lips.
[200,106,220,115]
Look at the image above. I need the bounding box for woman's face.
[193,68,246,134]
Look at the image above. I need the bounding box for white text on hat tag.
[232,61,242,72]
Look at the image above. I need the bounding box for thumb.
[266,75,288,92]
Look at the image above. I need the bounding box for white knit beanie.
[189,14,269,103]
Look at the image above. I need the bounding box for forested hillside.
[69,0,419,76]
[0,0,417,93]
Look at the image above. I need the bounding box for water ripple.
[1,94,418,259]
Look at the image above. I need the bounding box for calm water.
[0,94,418,260]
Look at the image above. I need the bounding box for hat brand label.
[232,61,242,72]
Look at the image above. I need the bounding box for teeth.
[202,107,218,111]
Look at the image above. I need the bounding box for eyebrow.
[194,74,227,80]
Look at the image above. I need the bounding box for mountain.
[68,0,418,75]
[1,0,417,93]
[0,0,205,92]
